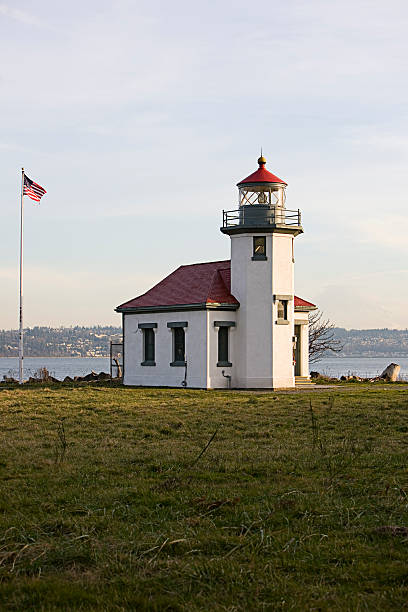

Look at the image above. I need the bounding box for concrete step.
[295,376,315,387]
[295,384,316,388]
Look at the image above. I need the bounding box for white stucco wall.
[207,310,237,389]
[122,225,308,390]
[271,234,295,388]
[230,231,296,388]
[230,233,273,387]
[123,310,208,388]
[123,309,238,389]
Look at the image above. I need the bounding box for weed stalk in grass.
[189,427,220,468]
[309,399,320,451]
[54,418,67,465]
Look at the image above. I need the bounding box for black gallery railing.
[222,207,302,228]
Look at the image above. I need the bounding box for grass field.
[0,382,407,610]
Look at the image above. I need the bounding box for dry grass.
[0,382,407,610]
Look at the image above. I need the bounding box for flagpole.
[19,168,24,385]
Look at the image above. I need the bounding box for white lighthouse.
[116,154,315,389]
[221,155,303,389]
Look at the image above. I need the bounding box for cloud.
[0,3,44,27]
[1,0,408,329]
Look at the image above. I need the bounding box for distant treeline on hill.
[1,326,408,358]
[333,328,408,357]
[0,326,122,357]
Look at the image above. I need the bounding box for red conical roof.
[237,156,287,186]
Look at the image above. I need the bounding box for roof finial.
[258,148,266,167]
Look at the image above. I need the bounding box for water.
[314,356,408,380]
[1,356,408,382]
[0,357,110,381]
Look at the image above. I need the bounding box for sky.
[1,0,408,330]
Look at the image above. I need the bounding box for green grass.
[0,383,407,610]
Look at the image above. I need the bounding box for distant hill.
[0,326,122,357]
[1,325,408,358]
[333,328,408,357]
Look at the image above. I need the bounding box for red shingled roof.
[116,260,315,311]
[117,261,238,310]
[294,296,316,309]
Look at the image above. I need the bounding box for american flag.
[23,173,46,202]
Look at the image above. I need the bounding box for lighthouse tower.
[221,156,303,388]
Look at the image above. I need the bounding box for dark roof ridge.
[178,259,230,268]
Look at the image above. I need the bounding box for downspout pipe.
[222,370,231,389]
[181,361,187,387]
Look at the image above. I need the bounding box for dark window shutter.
[174,327,185,362]
[218,327,228,362]
[144,328,155,362]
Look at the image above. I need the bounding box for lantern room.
[237,155,287,208]
[221,155,302,234]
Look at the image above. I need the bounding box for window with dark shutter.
[173,327,185,363]
[144,328,155,362]
[218,327,228,362]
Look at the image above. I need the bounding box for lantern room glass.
[238,184,286,208]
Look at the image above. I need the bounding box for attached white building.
[116,156,316,389]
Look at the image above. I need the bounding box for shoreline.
[2,355,408,360]
[0,356,108,359]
